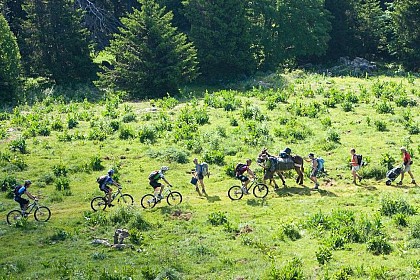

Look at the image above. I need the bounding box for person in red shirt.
[350,148,362,184]
[398,147,416,185]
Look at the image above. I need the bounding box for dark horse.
[257,148,304,187]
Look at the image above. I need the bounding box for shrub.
[53,163,68,177]
[208,211,228,226]
[376,101,394,114]
[410,219,420,239]
[87,128,107,141]
[67,115,78,129]
[129,212,152,231]
[393,213,408,228]
[129,229,144,245]
[109,120,120,132]
[281,222,301,241]
[267,257,304,280]
[316,246,332,265]
[358,165,387,180]
[51,120,64,131]
[55,177,70,191]
[326,129,341,143]
[202,150,224,165]
[122,112,137,123]
[321,117,332,128]
[154,95,179,109]
[366,236,392,255]
[84,211,109,226]
[9,137,28,154]
[380,196,417,216]
[119,125,135,140]
[138,125,157,143]
[380,153,396,170]
[49,229,71,242]
[109,206,135,225]
[341,101,353,112]
[374,120,388,132]
[89,156,104,171]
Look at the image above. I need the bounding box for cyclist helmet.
[108,169,115,176]
[160,166,169,172]
[24,180,32,186]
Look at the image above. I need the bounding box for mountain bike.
[228,177,268,200]
[91,185,134,211]
[7,199,51,225]
[140,185,182,209]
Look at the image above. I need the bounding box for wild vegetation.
[0,72,419,279]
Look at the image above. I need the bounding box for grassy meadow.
[0,71,420,279]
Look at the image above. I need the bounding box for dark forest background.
[1,0,419,102]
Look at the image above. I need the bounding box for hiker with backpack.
[307,153,320,189]
[235,159,255,194]
[97,169,120,207]
[149,166,172,201]
[398,147,416,185]
[14,180,36,212]
[350,148,363,184]
[193,158,208,196]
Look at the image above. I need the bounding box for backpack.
[235,163,246,174]
[148,170,160,181]
[96,175,107,185]
[356,154,363,166]
[317,158,325,172]
[200,162,209,177]
[13,185,22,196]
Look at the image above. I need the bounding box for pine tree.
[21,0,96,84]
[0,13,21,102]
[97,0,198,99]
[389,0,420,71]
[184,0,255,79]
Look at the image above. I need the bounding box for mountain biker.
[14,180,36,212]
[236,159,255,194]
[99,169,120,207]
[398,147,416,185]
[193,158,207,196]
[149,166,172,200]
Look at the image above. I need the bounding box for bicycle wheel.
[141,194,156,209]
[118,194,134,206]
[253,183,269,198]
[6,210,23,225]
[228,186,243,200]
[167,191,182,206]
[91,196,107,211]
[34,206,51,222]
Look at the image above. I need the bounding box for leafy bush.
[375,101,394,114]
[9,137,28,154]
[55,177,70,191]
[306,211,331,230]
[49,229,71,242]
[138,125,157,143]
[266,257,304,280]
[208,211,228,226]
[119,125,135,140]
[67,115,78,129]
[380,153,396,170]
[316,246,332,265]
[129,212,152,231]
[393,213,408,228]
[154,95,179,109]
[374,120,388,132]
[122,112,137,123]
[109,206,135,225]
[87,128,107,141]
[84,211,109,226]
[366,236,392,255]
[53,163,68,177]
[204,90,241,111]
[326,129,341,143]
[380,196,417,216]
[410,219,420,239]
[358,165,387,180]
[89,156,104,171]
[341,101,353,112]
[129,229,144,245]
[281,222,301,241]
[202,150,224,165]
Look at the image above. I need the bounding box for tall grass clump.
[9,137,28,154]
[266,257,304,280]
[379,196,417,217]
[89,155,104,171]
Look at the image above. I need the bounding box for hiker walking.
[398,147,416,185]
[350,148,363,184]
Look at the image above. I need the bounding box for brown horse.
[257,149,304,188]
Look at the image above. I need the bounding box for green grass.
[0,72,419,279]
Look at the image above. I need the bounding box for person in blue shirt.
[99,169,120,207]
[193,158,207,196]
[14,180,36,212]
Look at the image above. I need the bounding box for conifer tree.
[21,0,96,84]
[97,0,198,99]
[0,13,21,102]
[184,0,255,79]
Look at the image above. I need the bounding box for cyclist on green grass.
[98,169,120,207]
[235,159,255,194]
[149,166,172,201]
[14,180,36,212]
